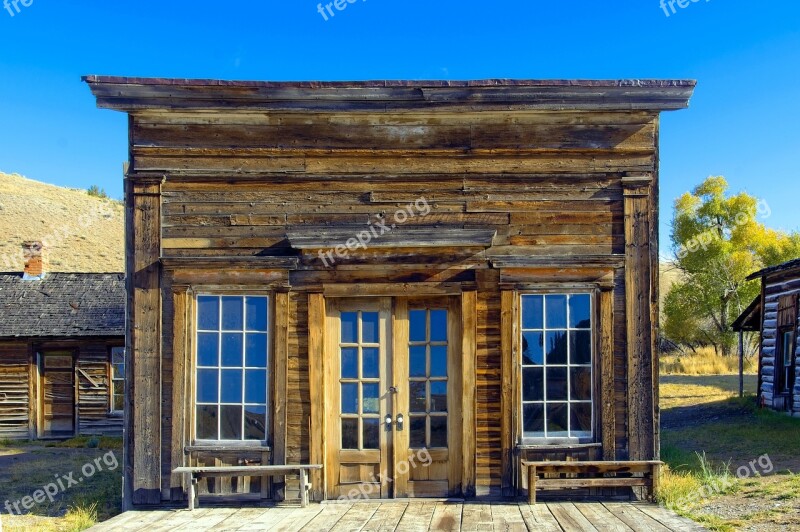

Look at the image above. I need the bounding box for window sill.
[517,442,601,451]
[186,443,272,454]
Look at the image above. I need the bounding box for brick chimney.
[22,241,46,280]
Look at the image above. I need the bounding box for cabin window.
[779,330,795,394]
[195,295,269,442]
[520,293,593,441]
[110,347,125,413]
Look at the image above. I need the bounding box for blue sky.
[1,0,798,255]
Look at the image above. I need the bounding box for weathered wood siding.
[0,342,31,439]
[759,273,800,412]
[76,342,124,436]
[0,340,122,439]
[135,107,662,499]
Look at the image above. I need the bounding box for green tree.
[665,176,800,357]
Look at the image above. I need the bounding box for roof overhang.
[82,77,696,113]
[732,296,762,332]
[746,258,800,281]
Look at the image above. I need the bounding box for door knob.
[396,413,404,431]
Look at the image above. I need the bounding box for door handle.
[396,413,404,431]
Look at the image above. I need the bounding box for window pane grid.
[196,295,269,442]
[409,308,448,449]
[340,311,381,450]
[110,347,125,413]
[521,294,593,440]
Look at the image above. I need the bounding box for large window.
[110,347,125,414]
[195,295,269,441]
[520,293,593,441]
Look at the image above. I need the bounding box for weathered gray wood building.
[0,242,126,439]
[734,258,800,414]
[84,77,695,507]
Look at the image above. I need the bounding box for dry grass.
[660,346,758,375]
[0,172,123,273]
[659,375,800,530]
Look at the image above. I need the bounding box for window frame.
[517,290,598,446]
[109,346,125,415]
[191,292,273,445]
[777,328,796,395]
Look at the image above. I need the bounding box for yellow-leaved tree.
[664,176,800,357]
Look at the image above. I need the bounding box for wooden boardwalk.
[88,501,705,531]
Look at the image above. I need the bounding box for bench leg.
[527,466,537,505]
[188,476,197,511]
[651,463,661,502]
[299,469,308,507]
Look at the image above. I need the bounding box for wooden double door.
[325,297,463,499]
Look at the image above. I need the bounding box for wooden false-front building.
[0,242,126,439]
[84,77,695,507]
[734,258,800,414]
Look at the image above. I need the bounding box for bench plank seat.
[173,464,323,509]
[522,460,661,504]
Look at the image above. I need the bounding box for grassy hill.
[0,172,124,273]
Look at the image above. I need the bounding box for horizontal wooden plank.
[133,153,655,175]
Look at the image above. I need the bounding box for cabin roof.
[746,258,800,281]
[82,76,697,112]
[0,273,125,338]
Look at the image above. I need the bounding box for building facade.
[84,77,695,507]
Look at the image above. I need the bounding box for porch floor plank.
[394,501,438,531]
[360,501,410,532]
[517,501,564,532]
[574,502,634,532]
[602,502,672,532]
[429,502,462,531]
[548,502,600,532]
[86,502,706,531]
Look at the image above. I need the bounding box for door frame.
[320,292,467,500]
[36,349,77,439]
[324,297,393,499]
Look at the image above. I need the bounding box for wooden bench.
[522,460,661,504]
[173,465,323,509]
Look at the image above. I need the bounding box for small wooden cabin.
[734,258,800,414]
[84,77,695,507]
[0,242,126,439]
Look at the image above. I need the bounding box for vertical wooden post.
[500,290,515,497]
[739,331,745,398]
[170,287,189,502]
[600,289,616,461]
[461,290,477,498]
[622,175,655,465]
[272,292,290,500]
[307,293,326,501]
[127,175,163,506]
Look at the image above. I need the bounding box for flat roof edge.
[83,76,696,113]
